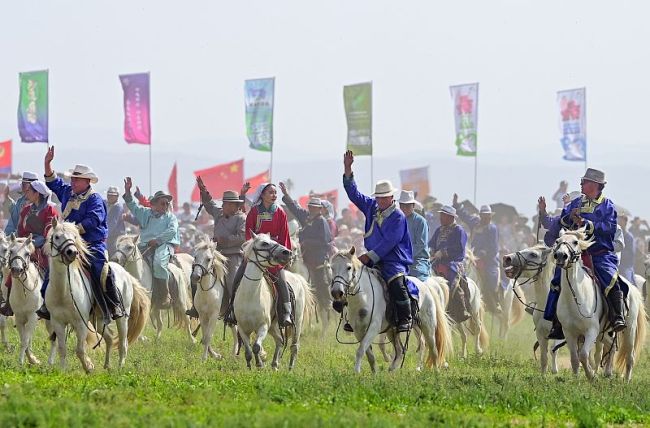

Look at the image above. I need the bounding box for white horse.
[465,249,525,340]
[553,229,647,381]
[45,219,150,372]
[235,232,315,370]
[503,244,562,374]
[112,234,193,342]
[0,233,11,349]
[190,241,238,360]
[329,247,453,373]
[7,235,55,365]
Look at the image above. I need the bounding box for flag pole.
[473,154,478,205]
[148,143,152,196]
[584,87,588,170]
[269,149,273,182]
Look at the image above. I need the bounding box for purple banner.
[18,70,48,143]
[119,73,151,145]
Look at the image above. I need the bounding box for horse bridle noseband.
[49,235,78,263]
[553,240,581,267]
[510,250,548,286]
[191,253,221,291]
[331,258,364,296]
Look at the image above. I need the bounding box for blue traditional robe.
[430,222,467,288]
[405,211,431,281]
[4,195,28,235]
[456,206,501,291]
[343,174,413,283]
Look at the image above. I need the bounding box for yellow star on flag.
[230,164,239,173]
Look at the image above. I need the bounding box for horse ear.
[250,231,257,240]
[134,234,140,245]
[52,217,58,229]
[10,233,15,242]
[350,246,356,255]
[26,233,32,245]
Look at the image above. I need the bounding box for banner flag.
[245,169,270,191]
[168,162,178,211]
[191,159,244,202]
[245,78,274,151]
[557,88,586,161]
[0,140,12,174]
[450,83,478,156]
[18,70,48,143]
[344,82,372,156]
[298,189,338,211]
[119,73,151,145]
[399,166,430,200]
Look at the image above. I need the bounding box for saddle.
[261,271,297,325]
[376,274,420,328]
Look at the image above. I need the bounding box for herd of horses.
[0,220,647,382]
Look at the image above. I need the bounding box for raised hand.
[452,193,459,207]
[537,196,546,213]
[124,177,133,194]
[196,176,206,192]
[240,182,251,195]
[344,150,354,177]
[279,182,289,196]
[44,146,55,175]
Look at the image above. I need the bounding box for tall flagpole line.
[473,154,478,206]
[148,143,152,196]
[269,149,273,182]
[583,86,588,170]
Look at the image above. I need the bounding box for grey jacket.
[201,189,246,256]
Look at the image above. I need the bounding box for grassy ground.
[0,313,649,428]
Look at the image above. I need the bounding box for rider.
[43,147,123,324]
[0,180,57,316]
[280,183,333,310]
[398,190,431,282]
[123,177,180,309]
[430,204,471,323]
[105,186,125,258]
[225,182,294,327]
[186,177,249,319]
[342,150,413,332]
[452,194,502,313]
[3,172,39,235]
[540,168,626,339]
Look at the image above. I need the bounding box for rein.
[510,250,548,313]
[192,257,222,292]
[553,240,598,319]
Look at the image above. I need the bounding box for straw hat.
[371,180,397,197]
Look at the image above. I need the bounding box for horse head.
[502,244,552,280]
[112,234,140,265]
[329,246,362,301]
[553,228,593,269]
[0,233,10,270]
[45,218,89,266]
[191,241,226,284]
[243,232,292,268]
[8,234,35,278]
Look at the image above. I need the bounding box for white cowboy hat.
[106,186,120,196]
[222,190,244,203]
[479,205,493,215]
[438,205,458,218]
[29,180,51,197]
[581,168,606,184]
[21,171,38,183]
[371,180,397,197]
[66,164,98,183]
[398,190,417,204]
[307,197,322,207]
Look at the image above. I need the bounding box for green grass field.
[0,314,648,428]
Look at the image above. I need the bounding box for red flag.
[191,159,244,202]
[168,162,178,211]
[298,189,338,211]
[0,140,11,174]
[245,169,270,191]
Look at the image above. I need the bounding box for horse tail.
[509,285,525,327]
[478,304,490,350]
[127,276,151,345]
[300,276,317,329]
[615,288,647,374]
[430,286,454,368]
[170,267,191,329]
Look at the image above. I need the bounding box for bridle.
[330,256,364,297]
[553,238,598,319]
[48,233,78,264]
[191,251,221,292]
[246,241,285,279]
[508,249,550,313]
[553,240,581,268]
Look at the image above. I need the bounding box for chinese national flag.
[167,162,178,211]
[0,140,12,174]
[245,169,270,191]
[298,189,338,210]
[191,159,244,202]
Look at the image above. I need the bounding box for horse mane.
[116,234,138,246]
[11,237,35,255]
[561,228,594,251]
[331,248,384,283]
[45,221,90,266]
[466,246,477,264]
[195,241,228,281]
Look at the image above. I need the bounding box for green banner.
[344,82,372,156]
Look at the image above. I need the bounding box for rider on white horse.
[430,205,471,323]
[341,150,413,332]
[398,190,431,282]
[186,177,249,319]
[540,168,627,339]
[3,172,38,236]
[123,177,179,309]
[452,194,503,314]
[42,146,123,324]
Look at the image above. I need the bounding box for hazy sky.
[2,1,649,219]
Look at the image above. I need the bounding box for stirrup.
[36,304,50,320]
[343,322,354,332]
[611,319,626,333]
[186,306,199,318]
[111,307,125,320]
[0,305,13,317]
[395,321,412,333]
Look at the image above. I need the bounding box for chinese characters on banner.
[18,70,48,143]
[119,73,151,145]
[557,88,586,161]
[450,83,478,157]
[344,82,372,156]
[245,78,275,152]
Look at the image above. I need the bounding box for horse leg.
[230,325,239,356]
[593,339,605,376]
[564,335,580,375]
[238,331,253,369]
[538,337,549,375]
[269,324,284,370]
[254,324,269,368]
[185,313,196,344]
[25,315,40,365]
[457,324,468,359]
[378,337,392,362]
[289,322,302,370]
[16,318,26,366]
[355,328,376,373]
[74,322,94,374]
[204,315,222,361]
[116,317,128,368]
[199,313,210,362]
[102,325,114,370]
[389,331,405,372]
[152,308,163,341]
[365,345,377,373]
[51,320,67,370]
[579,330,598,380]
[550,340,560,374]
[0,316,9,350]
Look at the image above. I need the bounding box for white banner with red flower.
[557,88,586,161]
[450,83,478,157]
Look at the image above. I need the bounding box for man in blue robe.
[539,168,626,339]
[42,146,123,324]
[342,150,414,332]
[453,195,502,314]
[430,205,470,322]
[398,190,431,282]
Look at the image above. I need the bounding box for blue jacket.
[45,175,108,244]
[456,205,499,265]
[4,195,28,235]
[544,194,617,255]
[343,174,413,276]
[430,223,468,267]
[405,211,431,278]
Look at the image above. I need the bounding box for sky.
[1,1,649,219]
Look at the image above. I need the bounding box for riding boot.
[494,284,504,314]
[0,286,12,317]
[275,270,293,327]
[224,260,247,325]
[152,277,172,309]
[36,303,50,320]
[185,281,199,318]
[104,274,125,320]
[606,288,627,333]
[388,275,412,332]
[449,282,471,324]
[548,315,565,340]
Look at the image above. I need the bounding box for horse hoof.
[252,343,261,354]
